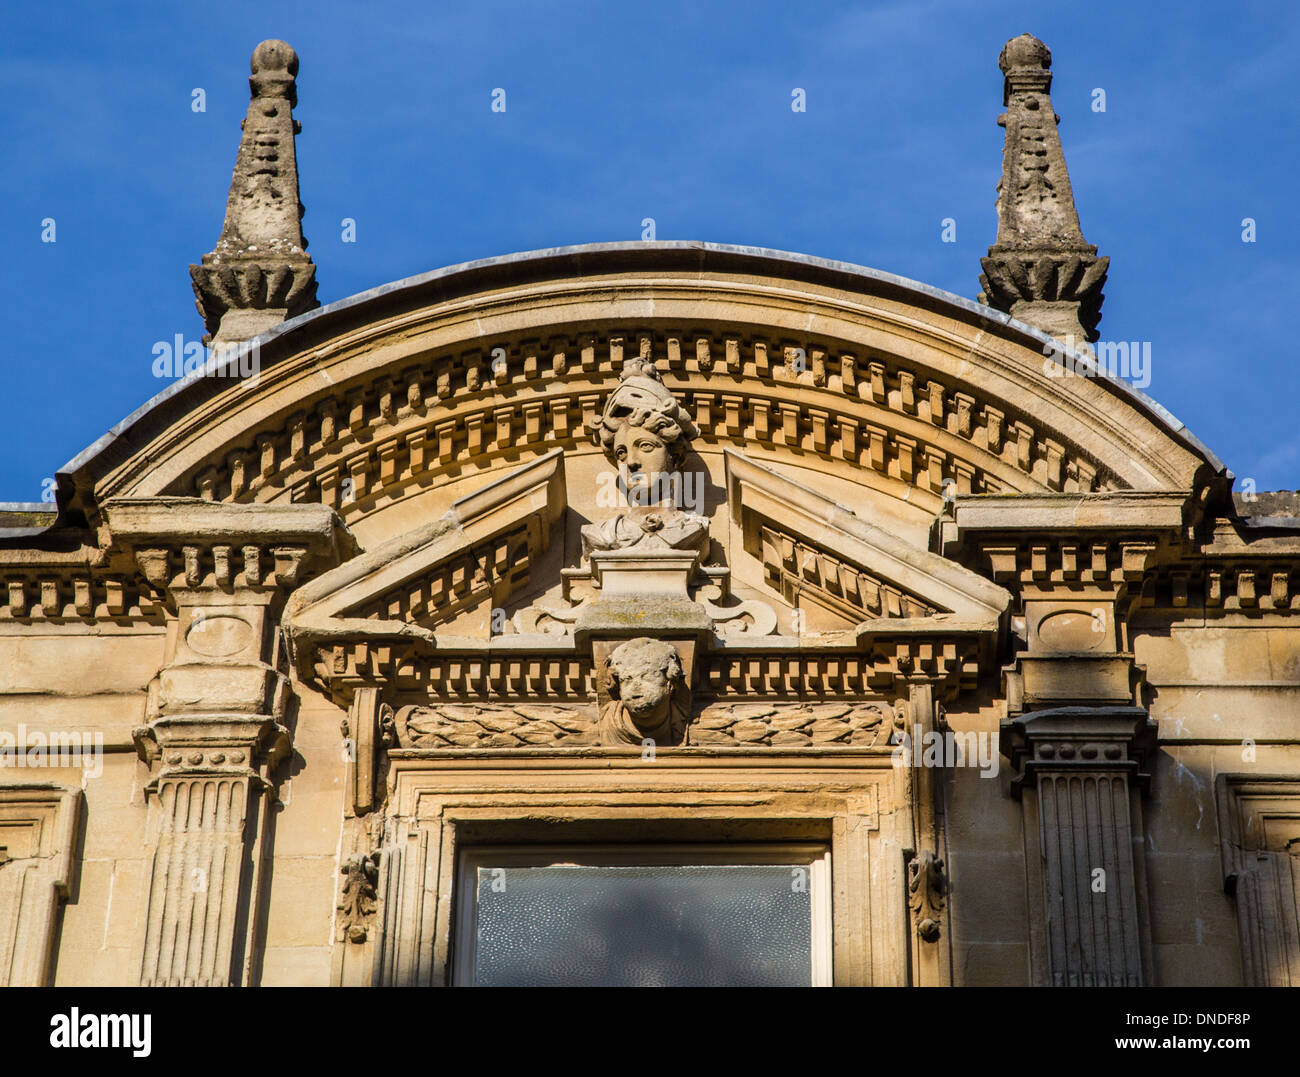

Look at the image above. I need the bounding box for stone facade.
[2,36,1297,988]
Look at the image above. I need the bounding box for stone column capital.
[1001,705,1156,798]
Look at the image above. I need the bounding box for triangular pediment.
[284,449,565,654]
[724,450,1009,632]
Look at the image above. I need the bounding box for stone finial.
[190,40,319,345]
[979,34,1108,345]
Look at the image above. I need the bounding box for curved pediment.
[56,243,1222,550]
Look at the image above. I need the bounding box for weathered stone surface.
[979,34,1108,344]
[2,34,1297,990]
[190,40,318,344]
[598,637,691,746]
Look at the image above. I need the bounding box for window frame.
[451,842,833,986]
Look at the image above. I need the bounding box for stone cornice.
[946,491,1194,534]
[102,497,356,602]
[944,491,1300,615]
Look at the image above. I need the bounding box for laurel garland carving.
[394,702,599,748]
[691,701,901,747]
[390,698,902,749]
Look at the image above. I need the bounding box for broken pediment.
[284,377,1008,712]
[286,368,1015,769]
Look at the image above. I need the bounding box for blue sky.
[2,0,1296,500]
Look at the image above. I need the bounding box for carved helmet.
[596,358,699,468]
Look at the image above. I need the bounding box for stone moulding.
[1215,775,1300,986]
[171,360,1111,514]
[0,783,81,987]
[369,756,903,986]
[57,244,1222,531]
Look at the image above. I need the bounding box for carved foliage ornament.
[908,849,949,943]
[396,703,597,749]
[391,695,903,750]
[337,851,380,943]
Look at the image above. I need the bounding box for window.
[452,845,832,986]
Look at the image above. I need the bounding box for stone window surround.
[0,782,81,987]
[1216,774,1300,987]
[359,753,913,987]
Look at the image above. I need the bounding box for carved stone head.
[595,358,698,496]
[599,637,691,746]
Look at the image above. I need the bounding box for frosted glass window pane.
[467,863,812,986]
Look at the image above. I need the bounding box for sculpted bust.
[598,637,691,746]
[581,358,709,560]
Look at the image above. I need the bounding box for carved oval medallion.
[186,614,254,658]
[1035,609,1104,652]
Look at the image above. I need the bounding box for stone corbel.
[340,686,396,816]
